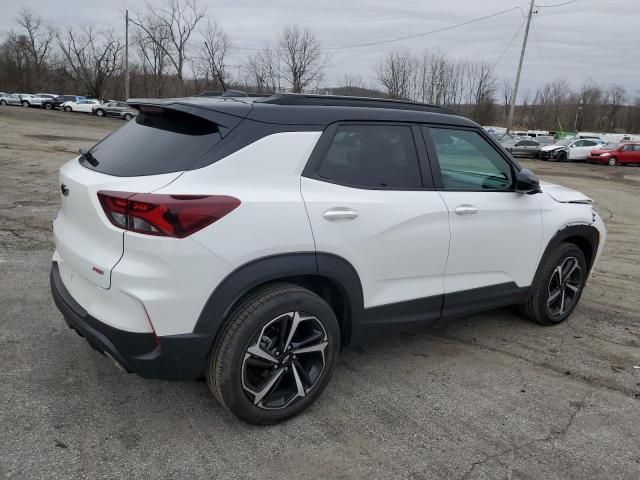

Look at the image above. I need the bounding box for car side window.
[622,145,634,151]
[317,124,422,189]
[583,140,597,147]
[426,127,513,191]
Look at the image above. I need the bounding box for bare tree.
[376,50,416,100]
[199,17,230,91]
[16,7,55,90]
[278,25,326,93]
[465,61,497,124]
[57,27,123,99]
[131,0,205,95]
[501,78,513,122]
[134,14,170,97]
[244,44,280,93]
[605,84,626,129]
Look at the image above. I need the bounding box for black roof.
[128,93,477,129]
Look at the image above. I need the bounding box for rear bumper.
[50,262,212,380]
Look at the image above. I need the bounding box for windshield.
[554,139,573,146]
[603,143,619,150]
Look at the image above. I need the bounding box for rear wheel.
[64,106,72,112]
[206,284,340,425]
[95,109,105,117]
[123,113,133,120]
[608,156,617,166]
[21,101,29,108]
[0,100,6,106]
[520,242,587,325]
[44,103,53,110]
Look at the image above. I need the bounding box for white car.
[539,138,603,161]
[50,94,606,424]
[61,99,101,113]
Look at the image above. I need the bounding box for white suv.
[51,94,606,424]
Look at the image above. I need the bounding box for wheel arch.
[193,252,364,348]
[540,223,599,273]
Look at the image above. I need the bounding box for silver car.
[503,139,541,158]
[0,93,33,107]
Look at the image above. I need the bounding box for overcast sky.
[1,0,636,98]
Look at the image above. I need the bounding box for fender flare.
[192,252,365,342]
[538,223,600,273]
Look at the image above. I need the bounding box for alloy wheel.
[547,256,582,317]
[608,157,617,166]
[241,311,328,410]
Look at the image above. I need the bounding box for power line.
[535,0,578,8]
[228,6,525,52]
[492,17,527,71]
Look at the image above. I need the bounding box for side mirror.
[515,168,541,194]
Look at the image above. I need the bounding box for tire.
[95,109,105,117]
[206,283,340,425]
[556,151,567,162]
[608,157,617,166]
[0,100,7,106]
[123,113,132,121]
[21,101,30,108]
[519,242,587,325]
[64,106,72,112]
[44,103,52,110]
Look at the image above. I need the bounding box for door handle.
[323,208,359,221]
[454,204,479,216]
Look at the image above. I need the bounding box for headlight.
[600,153,610,156]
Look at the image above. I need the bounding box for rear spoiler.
[126,98,253,137]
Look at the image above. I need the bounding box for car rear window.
[83,110,221,176]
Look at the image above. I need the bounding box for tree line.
[1,0,638,133]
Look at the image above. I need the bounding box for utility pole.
[506,0,535,134]
[125,9,130,100]
[573,106,583,133]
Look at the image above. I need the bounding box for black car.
[42,95,80,110]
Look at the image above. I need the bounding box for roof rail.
[258,93,458,115]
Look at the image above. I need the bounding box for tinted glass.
[427,128,513,191]
[84,110,221,176]
[622,145,634,151]
[583,140,597,147]
[317,124,421,189]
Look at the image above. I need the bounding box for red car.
[588,142,640,166]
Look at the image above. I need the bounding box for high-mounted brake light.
[97,191,240,238]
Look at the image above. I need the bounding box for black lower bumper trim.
[50,262,212,380]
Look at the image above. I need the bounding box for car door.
[632,145,640,164]
[617,144,635,163]
[576,140,598,159]
[301,122,450,322]
[422,126,543,317]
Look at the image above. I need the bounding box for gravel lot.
[1,106,639,480]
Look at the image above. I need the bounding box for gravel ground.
[1,106,639,480]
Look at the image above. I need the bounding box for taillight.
[97,191,240,238]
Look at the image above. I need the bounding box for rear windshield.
[83,110,221,176]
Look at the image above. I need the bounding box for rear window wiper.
[79,148,99,167]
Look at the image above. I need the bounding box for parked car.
[42,95,82,110]
[539,138,602,161]
[587,142,640,166]
[61,99,101,113]
[26,93,58,107]
[50,93,606,424]
[0,93,33,107]
[92,101,137,120]
[503,138,541,157]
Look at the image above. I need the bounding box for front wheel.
[44,103,53,110]
[64,106,72,112]
[207,284,340,425]
[0,100,6,106]
[608,157,617,166]
[556,151,567,162]
[21,101,30,108]
[95,109,105,117]
[520,242,587,325]
[123,113,133,120]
